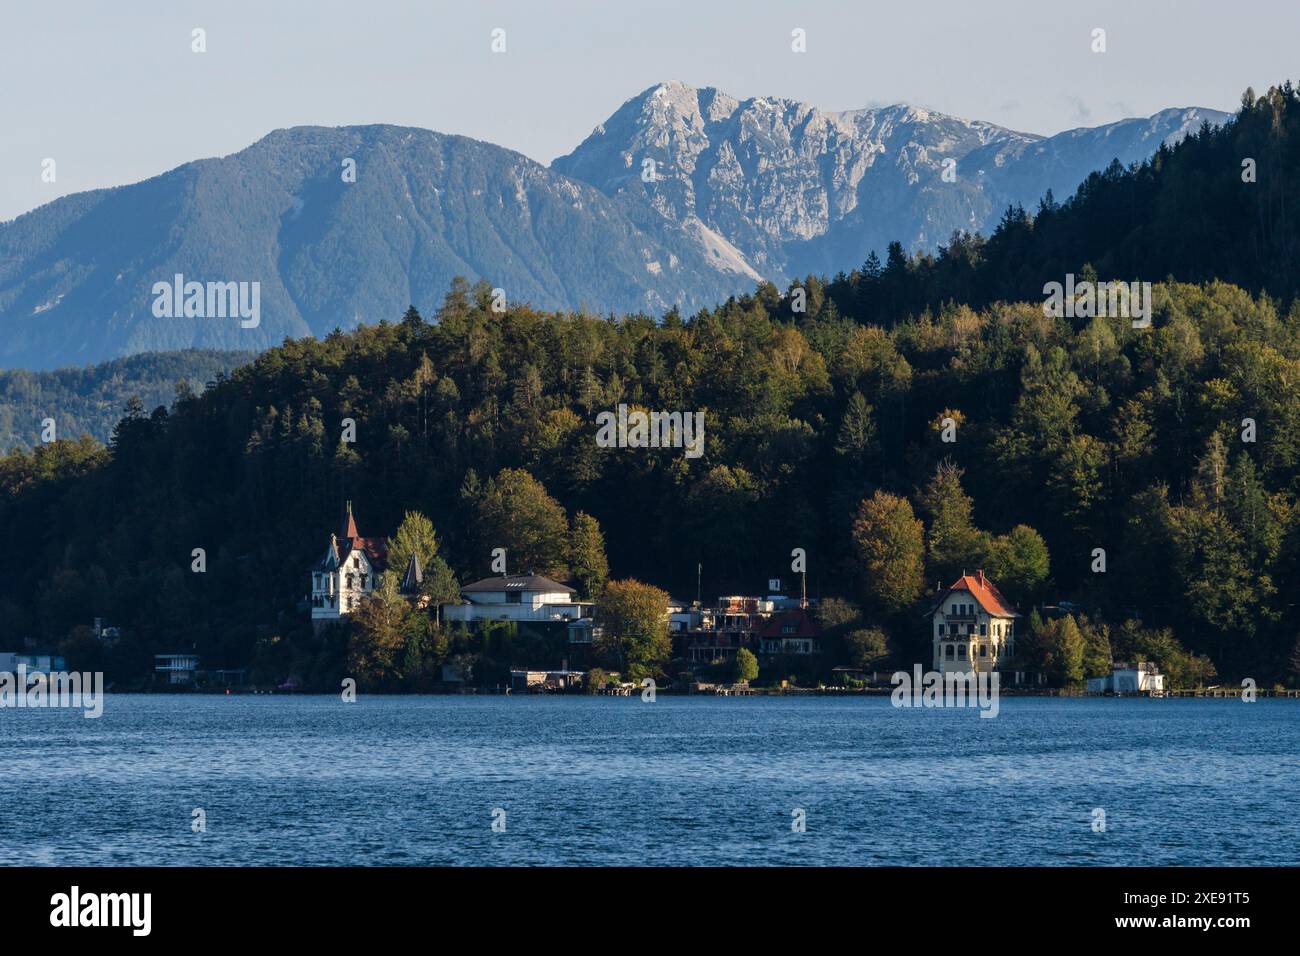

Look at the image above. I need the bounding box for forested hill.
[4,83,1300,689]
[820,84,1300,325]
[0,349,256,452]
[2,272,1299,685]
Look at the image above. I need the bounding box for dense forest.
[821,84,1300,325]
[0,349,255,452]
[3,85,1300,690]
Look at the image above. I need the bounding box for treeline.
[0,349,256,452]
[1,272,1298,687]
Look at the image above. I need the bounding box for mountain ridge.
[0,85,1230,370]
[553,80,1228,278]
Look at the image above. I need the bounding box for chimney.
[977,569,985,586]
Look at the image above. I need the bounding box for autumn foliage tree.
[851,491,925,613]
[594,579,671,681]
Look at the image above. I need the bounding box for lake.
[2,694,1296,866]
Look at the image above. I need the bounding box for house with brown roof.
[757,607,822,657]
[928,570,1020,674]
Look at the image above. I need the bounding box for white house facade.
[441,574,591,624]
[930,571,1020,674]
[310,503,388,629]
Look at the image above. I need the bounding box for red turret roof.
[334,502,387,570]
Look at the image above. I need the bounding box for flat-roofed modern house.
[929,570,1020,674]
[155,653,199,685]
[441,574,592,624]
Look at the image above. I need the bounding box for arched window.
[958,645,967,659]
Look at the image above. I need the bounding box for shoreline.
[62,686,1300,699]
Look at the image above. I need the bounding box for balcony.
[442,603,589,623]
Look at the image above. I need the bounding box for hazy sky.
[2,0,1295,221]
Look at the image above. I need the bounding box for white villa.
[310,502,389,630]
[441,574,592,624]
[929,570,1020,674]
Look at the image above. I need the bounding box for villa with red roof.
[929,570,1020,674]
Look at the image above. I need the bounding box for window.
[979,624,986,636]
[980,645,987,657]
[944,645,954,660]
[958,645,967,659]
[346,573,355,588]
[506,591,522,604]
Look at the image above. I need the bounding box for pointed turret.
[401,552,424,594]
[317,532,340,570]
[342,500,360,540]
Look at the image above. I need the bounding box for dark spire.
[401,552,424,593]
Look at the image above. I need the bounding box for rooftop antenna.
[696,562,702,608]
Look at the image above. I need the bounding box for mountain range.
[0,81,1229,370]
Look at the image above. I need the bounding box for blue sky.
[2,0,1295,221]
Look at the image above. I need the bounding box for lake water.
[2,694,1296,866]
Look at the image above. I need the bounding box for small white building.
[155,653,199,685]
[441,574,592,624]
[929,571,1020,674]
[1087,662,1164,695]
